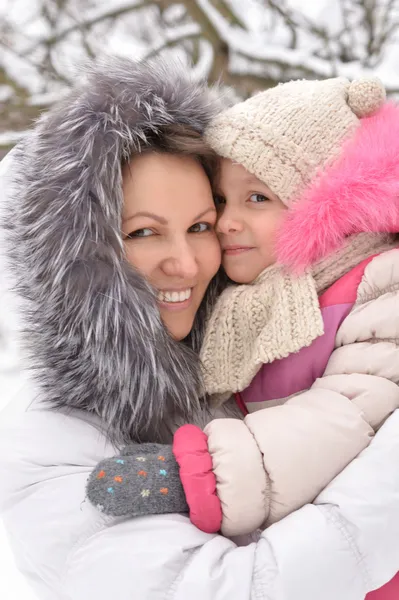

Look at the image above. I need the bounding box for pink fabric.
[241,302,352,405]
[173,424,222,533]
[242,254,378,406]
[234,392,248,415]
[276,102,399,271]
[319,255,377,308]
[367,572,399,599]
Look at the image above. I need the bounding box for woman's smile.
[157,287,193,311]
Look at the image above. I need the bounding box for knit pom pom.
[347,77,386,118]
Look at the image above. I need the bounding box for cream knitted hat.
[205,76,386,206]
[205,76,399,272]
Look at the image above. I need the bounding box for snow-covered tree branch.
[1,0,399,152]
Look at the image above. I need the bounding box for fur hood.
[5,56,225,445]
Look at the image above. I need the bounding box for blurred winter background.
[1,0,399,597]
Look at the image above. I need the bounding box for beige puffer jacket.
[203,248,399,537]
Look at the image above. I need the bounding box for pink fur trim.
[276,102,399,272]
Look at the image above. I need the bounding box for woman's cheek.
[123,241,158,277]
[196,233,222,279]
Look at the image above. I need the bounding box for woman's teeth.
[157,289,192,303]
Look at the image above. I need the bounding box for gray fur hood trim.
[5,56,224,445]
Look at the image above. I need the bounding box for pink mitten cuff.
[173,424,222,533]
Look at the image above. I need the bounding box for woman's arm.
[1,405,399,600]
[66,411,399,599]
[87,340,399,538]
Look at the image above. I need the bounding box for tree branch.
[23,0,161,53]
[179,0,230,81]
[144,32,202,59]
[264,0,298,49]
[233,50,332,80]
[208,0,247,30]
[224,70,276,95]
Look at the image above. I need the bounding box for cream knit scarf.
[201,233,397,402]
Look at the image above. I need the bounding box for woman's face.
[122,152,221,341]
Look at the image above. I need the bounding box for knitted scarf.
[200,233,397,400]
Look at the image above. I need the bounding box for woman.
[0,56,399,600]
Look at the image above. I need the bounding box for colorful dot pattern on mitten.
[92,453,172,506]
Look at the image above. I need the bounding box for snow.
[2,0,399,109]
[28,90,68,106]
[0,130,30,146]
[196,0,399,90]
[144,21,201,58]
[190,39,214,81]
[0,86,13,103]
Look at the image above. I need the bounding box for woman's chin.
[160,312,194,341]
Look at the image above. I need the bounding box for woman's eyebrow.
[123,207,216,225]
[123,211,167,224]
[193,207,217,221]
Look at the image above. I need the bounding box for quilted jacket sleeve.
[203,250,399,536]
[1,404,399,600]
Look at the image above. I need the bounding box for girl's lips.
[223,246,254,256]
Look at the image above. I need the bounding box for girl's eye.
[126,228,154,239]
[249,193,269,203]
[189,222,212,233]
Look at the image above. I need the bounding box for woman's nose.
[216,208,244,235]
[161,244,199,280]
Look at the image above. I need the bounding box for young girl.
[87,76,399,596]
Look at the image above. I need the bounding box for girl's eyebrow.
[243,173,264,185]
[242,174,276,196]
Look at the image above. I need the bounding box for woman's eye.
[249,193,269,203]
[189,222,211,233]
[126,228,154,239]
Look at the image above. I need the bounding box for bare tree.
[1,0,399,150]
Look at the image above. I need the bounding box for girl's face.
[122,152,221,341]
[216,158,287,283]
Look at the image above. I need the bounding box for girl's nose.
[217,208,244,235]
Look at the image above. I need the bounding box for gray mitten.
[86,443,188,517]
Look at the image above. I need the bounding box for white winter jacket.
[2,378,399,600]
